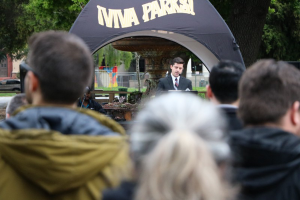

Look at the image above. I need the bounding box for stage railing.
[91,90,206,104]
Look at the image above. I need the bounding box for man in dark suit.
[156,57,192,93]
[206,60,245,130]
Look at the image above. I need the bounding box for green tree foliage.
[0,0,88,58]
[123,52,133,69]
[209,0,232,21]
[0,43,6,61]
[94,44,133,69]
[211,0,300,62]
[96,48,104,67]
[0,49,6,62]
[259,0,300,61]
[0,0,33,58]
[211,0,272,67]
[24,0,84,31]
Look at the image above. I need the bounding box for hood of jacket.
[230,127,300,193]
[0,106,129,194]
[0,106,124,135]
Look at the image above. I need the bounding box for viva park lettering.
[97,0,195,29]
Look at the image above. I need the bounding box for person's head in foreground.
[130,93,234,200]
[26,31,93,107]
[207,60,245,106]
[6,93,28,119]
[238,59,300,135]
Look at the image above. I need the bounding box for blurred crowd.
[0,31,299,200]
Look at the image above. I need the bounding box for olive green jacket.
[0,106,130,200]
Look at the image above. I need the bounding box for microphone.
[80,86,90,109]
[80,95,86,109]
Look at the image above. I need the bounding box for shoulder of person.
[91,100,101,107]
[183,76,192,82]
[180,76,189,82]
[160,76,169,80]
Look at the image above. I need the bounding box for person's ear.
[206,84,213,99]
[170,65,173,69]
[27,71,39,92]
[290,101,300,126]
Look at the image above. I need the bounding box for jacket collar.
[2,105,125,136]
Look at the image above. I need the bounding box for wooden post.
[135,52,141,92]
[109,93,115,103]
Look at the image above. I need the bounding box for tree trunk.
[135,52,141,92]
[228,0,271,67]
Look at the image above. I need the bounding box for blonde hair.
[135,131,230,200]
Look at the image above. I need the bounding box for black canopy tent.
[69,0,244,70]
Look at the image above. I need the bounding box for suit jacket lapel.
[168,75,174,90]
[178,76,185,90]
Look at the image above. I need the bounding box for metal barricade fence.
[95,70,145,89]
[95,70,110,87]
[117,72,145,88]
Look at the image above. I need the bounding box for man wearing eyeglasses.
[0,31,129,200]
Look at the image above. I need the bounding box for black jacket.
[78,99,106,114]
[156,75,192,93]
[230,127,300,200]
[219,106,243,131]
[102,181,136,200]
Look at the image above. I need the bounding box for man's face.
[84,92,91,101]
[170,63,184,77]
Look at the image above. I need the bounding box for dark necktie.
[175,78,179,89]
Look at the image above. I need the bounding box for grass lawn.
[0,93,18,97]
[193,87,207,92]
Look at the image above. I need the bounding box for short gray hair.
[130,93,230,165]
[6,94,27,117]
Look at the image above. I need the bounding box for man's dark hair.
[238,59,300,126]
[171,57,185,65]
[27,31,93,104]
[209,60,245,104]
[6,94,27,116]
